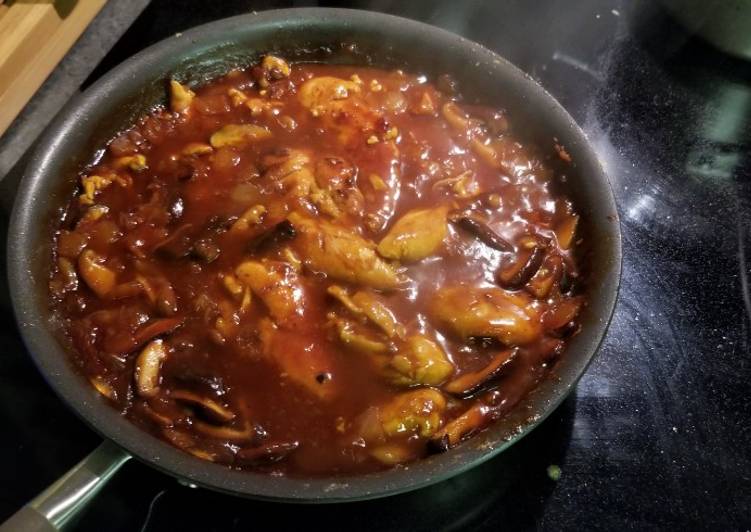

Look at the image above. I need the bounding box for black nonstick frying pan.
[1,8,621,531]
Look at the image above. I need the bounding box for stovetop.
[0,1,749,530]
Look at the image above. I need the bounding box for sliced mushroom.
[441,102,472,130]
[108,280,144,300]
[526,254,563,299]
[247,220,297,253]
[443,349,517,396]
[162,428,196,449]
[470,138,501,169]
[496,238,546,289]
[235,441,299,466]
[190,237,221,263]
[104,317,183,354]
[449,214,513,252]
[135,339,168,398]
[155,282,178,316]
[193,420,256,442]
[428,402,488,452]
[139,402,173,426]
[90,376,116,401]
[78,249,116,297]
[170,389,236,424]
[152,223,195,259]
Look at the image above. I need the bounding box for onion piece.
[441,102,471,130]
[555,214,579,250]
[90,376,115,401]
[187,448,217,462]
[543,297,584,331]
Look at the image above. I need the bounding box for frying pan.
[1,8,621,531]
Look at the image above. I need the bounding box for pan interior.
[8,8,620,502]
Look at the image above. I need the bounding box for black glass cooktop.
[0,1,749,530]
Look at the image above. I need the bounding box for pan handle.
[0,441,131,531]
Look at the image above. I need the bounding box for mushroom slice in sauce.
[428,402,487,452]
[496,237,546,289]
[443,348,517,396]
[192,420,256,442]
[235,441,300,466]
[104,317,183,355]
[135,339,168,398]
[170,389,236,424]
[449,214,513,252]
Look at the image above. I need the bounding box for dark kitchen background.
[0,0,749,530]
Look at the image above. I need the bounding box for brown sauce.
[49,55,583,475]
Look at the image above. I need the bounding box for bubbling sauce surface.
[49,56,583,475]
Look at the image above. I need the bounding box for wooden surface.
[0,0,106,137]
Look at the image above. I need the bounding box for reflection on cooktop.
[0,0,748,530]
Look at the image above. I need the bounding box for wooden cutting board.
[0,0,106,137]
